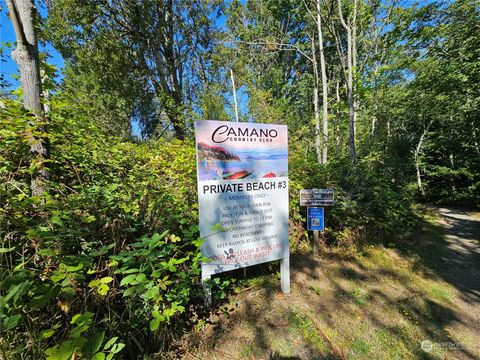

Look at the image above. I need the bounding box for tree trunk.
[414,119,433,197]
[371,68,379,138]
[230,69,239,123]
[335,79,341,153]
[311,37,322,164]
[316,0,329,164]
[7,0,49,197]
[338,0,356,164]
[472,121,480,155]
[352,0,358,146]
[346,29,356,164]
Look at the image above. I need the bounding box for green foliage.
[394,0,480,205]
[289,143,420,249]
[44,0,224,138]
[0,100,203,358]
[3,0,479,357]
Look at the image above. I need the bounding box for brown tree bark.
[7,0,49,197]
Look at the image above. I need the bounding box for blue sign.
[307,207,324,231]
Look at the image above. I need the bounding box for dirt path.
[435,208,480,300]
[432,207,480,357]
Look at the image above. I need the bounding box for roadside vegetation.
[1,0,479,359]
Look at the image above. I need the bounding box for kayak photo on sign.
[196,121,288,181]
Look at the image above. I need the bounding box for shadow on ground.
[190,207,480,360]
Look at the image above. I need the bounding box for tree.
[316,0,329,164]
[334,0,358,164]
[302,0,330,164]
[46,0,222,139]
[7,0,49,197]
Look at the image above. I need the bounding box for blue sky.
[1,3,65,89]
[1,3,249,126]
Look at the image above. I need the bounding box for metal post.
[202,273,212,306]
[280,257,290,294]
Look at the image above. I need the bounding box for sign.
[300,189,334,206]
[307,207,324,231]
[195,120,289,281]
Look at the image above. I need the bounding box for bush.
[289,147,419,249]
[1,100,422,358]
[0,100,203,359]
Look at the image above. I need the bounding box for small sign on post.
[308,207,324,254]
[300,189,334,206]
[300,189,334,254]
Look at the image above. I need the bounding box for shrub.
[0,100,203,358]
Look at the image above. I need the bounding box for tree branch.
[234,39,313,62]
[6,0,28,46]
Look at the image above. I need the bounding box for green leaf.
[90,331,105,354]
[89,279,100,287]
[120,274,136,286]
[1,283,22,307]
[151,233,161,242]
[97,283,109,296]
[152,310,165,321]
[45,340,75,360]
[144,286,159,299]
[50,272,66,283]
[100,277,113,284]
[3,314,21,330]
[122,268,140,274]
[61,287,75,298]
[91,353,106,360]
[135,273,147,283]
[103,336,118,350]
[149,318,160,331]
[38,248,56,257]
[122,286,137,297]
[40,329,55,339]
[50,216,64,226]
[70,312,93,325]
[66,263,84,272]
[0,247,15,253]
[111,342,125,354]
[83,215,96,223]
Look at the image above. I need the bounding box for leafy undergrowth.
[180,211,479,360]
[1,100,422,359]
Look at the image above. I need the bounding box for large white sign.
[195,120,289,278]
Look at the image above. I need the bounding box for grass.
[240,344,255,359]
[307,284,322,296]
[348,288,367,307]
[189,209,479,360]
[428,284,453,303]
